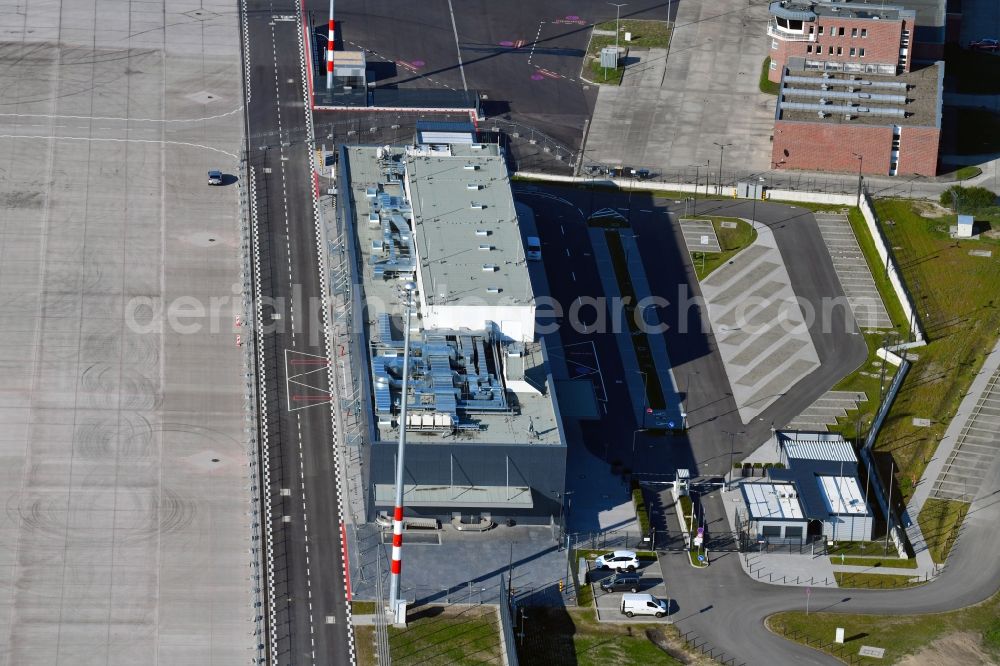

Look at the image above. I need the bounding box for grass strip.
[918,498,970,564]
[605,230,666,410]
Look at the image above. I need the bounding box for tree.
[940,185,997,212]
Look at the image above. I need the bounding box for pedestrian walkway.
[786,390,868,432]
[931,366,1000,501]
[908,340,1000,508]
[699,224,820,424]
[679,218,721,253]
[814,213,892,330]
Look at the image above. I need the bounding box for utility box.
[600,46,620,69]
[737,180,764,199]
[957,214,974,238]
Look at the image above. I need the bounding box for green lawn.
[918,498,970,564]
[690,216,758,280]
[868,198,1000,507]
[834,571,922,589]
[355,625,376,666]
[605,230,667,410]
[956,166,983,181]
[388,605,502,666]
[759,57,779,94]
[827,541,901,557]
[352,600,377,615]
[517,607,708,666]
[768,587,1000,664]
[829,555,918,569]
[584,19,672,85]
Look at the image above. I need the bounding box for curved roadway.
[516,184,999,663]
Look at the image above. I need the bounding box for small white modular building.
[741,431,874,543]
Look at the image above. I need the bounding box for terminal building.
[767,0,953,84]
[771,58,942,176]
[338,122,567,527]
[739,431,874,543]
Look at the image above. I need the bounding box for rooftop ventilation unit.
[475,229,490,236]
[463,164,479,171]
[471,203,484,210]
[486,287,502,293]
[478,244,493,251]
[482,264,498,272]
[467,183,481,190]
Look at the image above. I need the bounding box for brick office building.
[771,59,943,176]
[767,1,917,84]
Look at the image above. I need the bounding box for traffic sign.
[697,555,705,563]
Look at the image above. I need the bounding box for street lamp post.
[388,282,417,621]
[713,142,731,196]
[689,161,709,214]
[723,430,745,489]
[852,152,864,207]
[609,3,628,52]
[631,428,646,468]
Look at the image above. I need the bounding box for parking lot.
[587,559,673,623]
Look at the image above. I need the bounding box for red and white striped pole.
[388,282,416,618]
[325,0,335,90]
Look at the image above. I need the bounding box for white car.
[594,550,639,572]
[621,593,667,618]
[525,236,542,261]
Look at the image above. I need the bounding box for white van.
[620,593,667,618]
[525,236,542,261]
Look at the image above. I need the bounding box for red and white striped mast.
[326,0,335,89]
[388,282,416,620]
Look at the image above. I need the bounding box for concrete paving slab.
[0,2,250,662]
[815,214,892,329]
[583,0,774,173]
[699,227,819,424]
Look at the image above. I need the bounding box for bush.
[753,462,763,468]
[773,462,786,469]
[733,462,743,469]
[632,487,650,534]
[679,495,693,530]
[940,185,997,211]
[984,618,1000,651]
[763,462,774,469]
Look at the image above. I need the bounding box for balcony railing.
[767,21,815,42]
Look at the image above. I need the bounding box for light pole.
[723,430,744,488]
[609,3,628,55]
[631,428,646,468]
[388,282,417,621]
[713,142,731,195]
[852,152,864,207]
[689,161,709,214]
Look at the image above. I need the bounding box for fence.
[498,574,520,666]
[859,191,926,344]
[569,527,649,551]
[771,625,874,665]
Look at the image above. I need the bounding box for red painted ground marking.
[300,0,315,109]
[289,359,329,365]
[292,394,332,402]
[341,522,353,601]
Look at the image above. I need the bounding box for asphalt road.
[323,0,673,148]
[244,2,352,665]
[663,454,1000,666]
[514,185,867,482]
[516,184,1000,664]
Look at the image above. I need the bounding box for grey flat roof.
[770,1,911,21]
[777,61,942,127]
[373,483,534,508]
[342,145,562,447]
[779,431,858,462]
[406,144,534,307]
